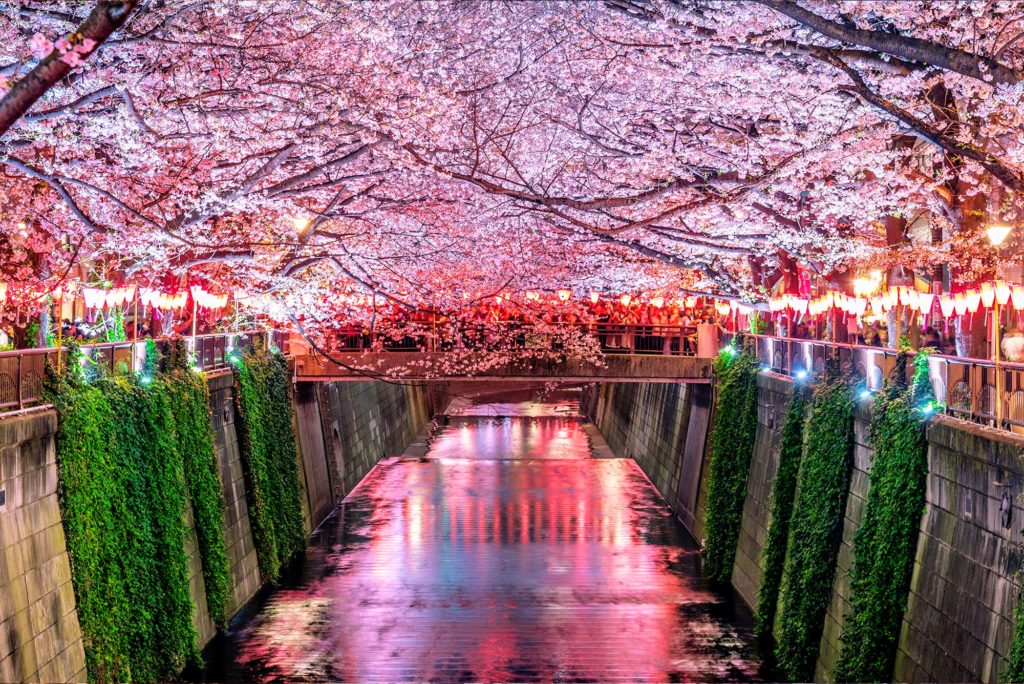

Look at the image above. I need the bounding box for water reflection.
[221,400,763,682]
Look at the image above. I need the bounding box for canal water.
[216,392,764,682]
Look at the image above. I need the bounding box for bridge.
[292,350,713,382]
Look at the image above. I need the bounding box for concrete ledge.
[928,415,1024,473]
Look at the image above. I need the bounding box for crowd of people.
[328,297,733,355]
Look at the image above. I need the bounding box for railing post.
[16,354,23,410]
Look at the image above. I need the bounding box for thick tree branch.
[0,0,140,137]
[822,53,1024,192]
[754,0,1023,84]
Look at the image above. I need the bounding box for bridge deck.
[293,352,713,382]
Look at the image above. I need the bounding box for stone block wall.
[814,403,872,682]
[0,372,433,683]
[0,410,86,683]
[206,372,263,625]
[317,381,434,501]
[589,377,1024,683]
[894,417,1024,683]
[589,382,690,518]
[731,373,793,612]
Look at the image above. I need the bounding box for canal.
[216,391,764,682]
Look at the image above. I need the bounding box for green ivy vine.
[755,383,809,639]
[49,338,233,681]
[160,338,232,629]
[49,344,200,681]
[1006,598,1024,681]
[703,340,760,583]
[835,351,933,682]
[775,356,855,681]
[233,344,307,581]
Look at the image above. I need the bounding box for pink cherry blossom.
[29,33,53,59]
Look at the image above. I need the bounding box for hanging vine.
[160,339,232,629]
[48,347,201,682]
[755,384,809,638]
[835,351,934,682]
[774,356,855,681]
[703,340,760,583]
[233,344,307,581]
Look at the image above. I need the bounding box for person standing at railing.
[664,306,682,355]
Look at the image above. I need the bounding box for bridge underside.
[292,352,713,383]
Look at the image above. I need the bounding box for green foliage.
[142,338,160,378]
[51,371,200,681]
[1006,602,1024,682]
[775,358,855,680]
[103,308,126,342]
[160,339,232,628]
[50,335,233,680]
[233,345,306,581]
[703,343,760,582]
[835,351,932,682]
[755,385,809,638]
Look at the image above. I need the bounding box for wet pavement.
[218,396,763,682]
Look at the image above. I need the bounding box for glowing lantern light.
[939,295,955,318]
[918,293,935,315]
[494,295,504,304]
[853,297,868,316]
[620,294,632,306]
[965,290,982,314]
[651,296,665,308]
[557,289,572,302]
[870,296,883,313]
[292,215,311,235]
[590,292,600,304]
[685,296,697,308]
[954,293,968,316]
[791,298,808,315]
[716,301,731,316]
[987,224,1013,247]
[0,282,6,302]
[1013,286,1024,310]
[904,288,919,311]
[981,282,995,308]
[525,291,540,302]
[728,299,739,312]
[996,281,1012,306]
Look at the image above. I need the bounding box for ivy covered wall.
[232,346,307,582]
[702,345,760,583]
[773,360,855,681]
[49,343,226,682]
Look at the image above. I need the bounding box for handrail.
[745,334,1024,432]
[329,322,700,355]
[0,331,285,413]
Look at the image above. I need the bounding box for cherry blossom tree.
[0,1,1021,348]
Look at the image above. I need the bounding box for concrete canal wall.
[587,376,1024,683]
[0,375,434,682]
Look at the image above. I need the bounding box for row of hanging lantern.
[189,285,229,310]
[82,285,137,310]
[78,285,230,312]
[768,281,1024,324]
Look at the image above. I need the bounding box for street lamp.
[988,223,1014,426]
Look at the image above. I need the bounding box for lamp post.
[988,224,1013,426]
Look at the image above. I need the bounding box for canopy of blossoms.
[2,1,1023,345]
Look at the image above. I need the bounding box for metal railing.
[0,330,287,412]
[329,322,700,356]
[747,334,1024,432]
